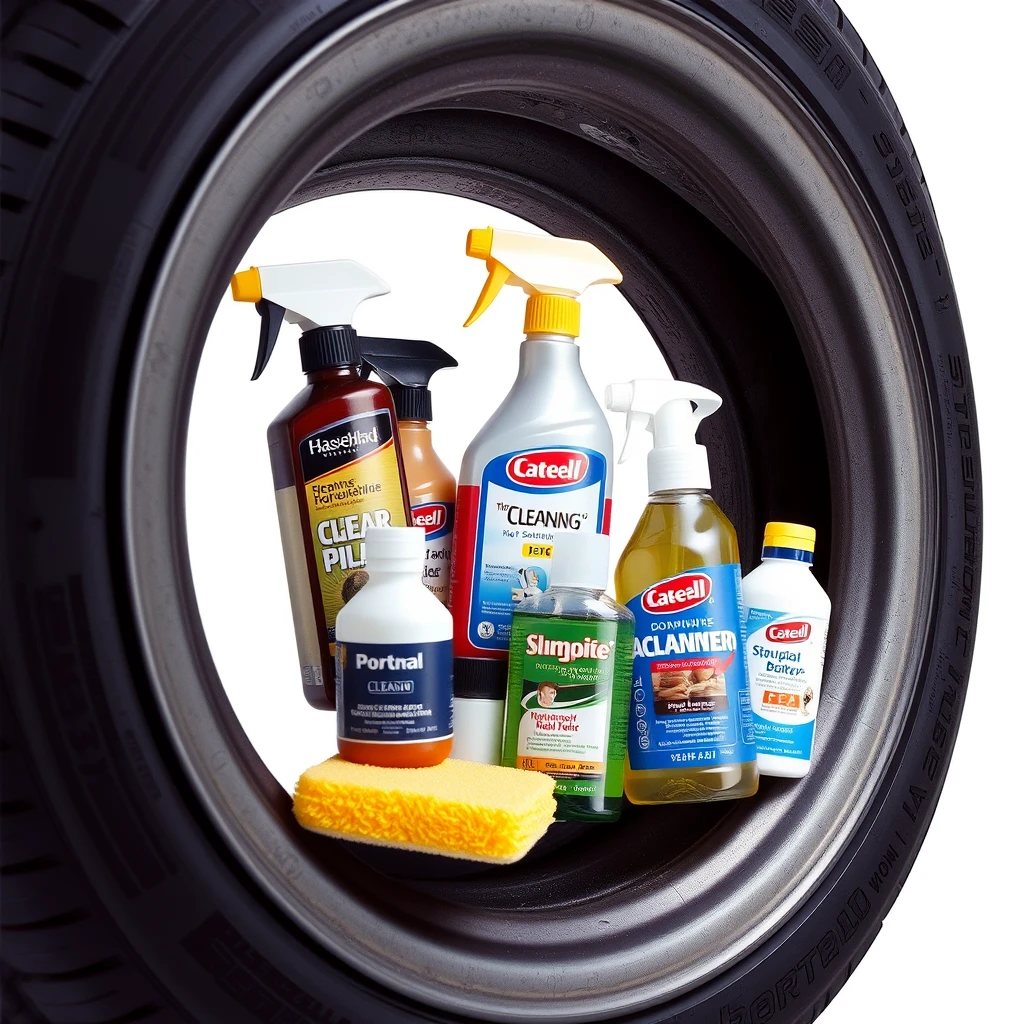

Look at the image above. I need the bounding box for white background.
[184,1,1022,1019]
[810,2,1021,1020]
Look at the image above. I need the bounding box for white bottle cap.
[548,530,610,590]
[364,526,425,572]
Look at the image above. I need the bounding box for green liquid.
[502,594,634,823]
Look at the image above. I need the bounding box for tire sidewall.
[0,2,979,1022]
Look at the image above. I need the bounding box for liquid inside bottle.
[503,585,633,822]
[615,489,759,804]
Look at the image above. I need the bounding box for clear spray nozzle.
[605,378,723,493]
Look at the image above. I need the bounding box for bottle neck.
[517,336,582,377]
[761,551,814,567]
[524,331,577,344]
[365,562,422,580]
[647,487,711,502]
[305,364,359,385]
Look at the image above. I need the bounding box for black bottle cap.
[358,337,458,423]
[453,657,508,700]
[391,385,432,421]
[299,325,359,373]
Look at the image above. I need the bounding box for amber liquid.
[269,367,411,710]
[614,490,759,804]
[398,419,457,606]
[338,736,453,768]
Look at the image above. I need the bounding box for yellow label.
[521,542,554,559]
[299,410,408,655]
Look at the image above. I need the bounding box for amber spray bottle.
[359,337,458,606]
[231,260,411,710]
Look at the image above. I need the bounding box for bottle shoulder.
[400,426,457,501]
[741,560,832,613]
[458,344,613,481]
[269,377,395,438]
[336,577,453,640]
[515,588,633,623]
[617,493,740,579]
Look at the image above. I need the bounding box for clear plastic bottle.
[502,532,634,822]
[606,379,758,805]
[615,490,758,803]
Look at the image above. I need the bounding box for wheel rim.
[124,0,936,1019]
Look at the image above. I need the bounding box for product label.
[503,613,632,801]
[745,607,828,761]
[412,500,454,604]
[626,564,756,770]
[466,447,609,651]
[299,410,408,657]
[337,640,453,743]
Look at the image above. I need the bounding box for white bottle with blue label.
[448,227,621,764]
[335,526,454,768]
[742,523,831,779]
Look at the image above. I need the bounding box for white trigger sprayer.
[605,378,723,493]
[231,259,390,379]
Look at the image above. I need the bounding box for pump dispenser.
[448,227,621,765]
[607,378,759,805]
[231,259,410,711]
[359,338,459,605]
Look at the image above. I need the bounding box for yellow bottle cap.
[524,294,581,337]
[231,266,262,303]
[763,522,816,553]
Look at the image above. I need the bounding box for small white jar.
[334,526,454,767]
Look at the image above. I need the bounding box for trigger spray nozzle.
[230,259,390,379]
[605,378,723,493]
[357,337,458,422]
[463,226,622,338]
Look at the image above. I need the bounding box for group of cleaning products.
[233,225,831,862]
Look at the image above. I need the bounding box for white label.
[744,608,828,762]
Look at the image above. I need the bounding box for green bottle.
[501,530,634,822]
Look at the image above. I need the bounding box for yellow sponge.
[293,756,557,864]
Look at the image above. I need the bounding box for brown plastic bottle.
[267,341,410,710]
[231,262,414,710]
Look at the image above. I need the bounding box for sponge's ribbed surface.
[293,757,557,864]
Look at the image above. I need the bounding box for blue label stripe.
[467,446,608,651]
[626,563,756,771]
[337,639,454,742]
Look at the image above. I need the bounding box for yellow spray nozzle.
[464,261,511,327]
[464,227,510,327]
[466,227,493,260]
[231,266,262,303]
[462,226,621,337]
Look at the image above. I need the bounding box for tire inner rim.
[125,0,935,1019]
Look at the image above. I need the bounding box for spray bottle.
[231,260,410,710]
[606,378,758,804]
[448,227,621,764]
[358,338,458,606]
